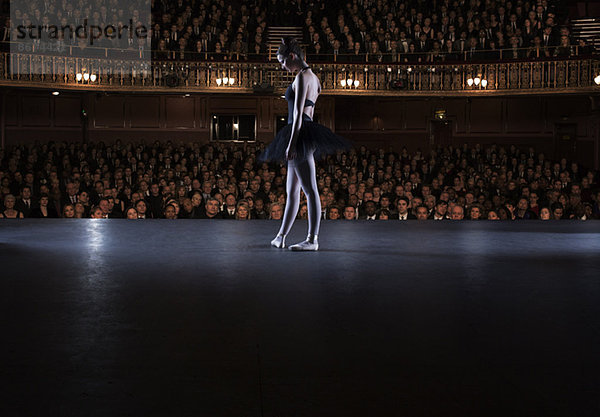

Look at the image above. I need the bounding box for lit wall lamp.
[216,72,235,87]
[340,69,360,88]
[76,70,97,84]
[467,74,488,89]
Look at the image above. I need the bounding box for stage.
[1,220,600,417]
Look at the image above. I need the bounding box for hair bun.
[278,37,304,60]
[282,36,297,46]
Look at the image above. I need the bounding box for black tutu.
[259,120,352,163]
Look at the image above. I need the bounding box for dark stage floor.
[1,220,600,417]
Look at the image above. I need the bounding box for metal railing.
[1,49,598,94]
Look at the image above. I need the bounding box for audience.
[1,0,593,63]
[0,139,598,221]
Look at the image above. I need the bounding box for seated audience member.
[134,199,150,219]
[201,197,223,219]
[360,200,378,220]
[222,193,238,219]
[487,210,500,220]
[469,205,482,220]
[0,194,25,218]
[15,185,35,217]
[377,208,390,220]
[74,202,86,218]
[269,203,283,220]
[30,194,58,218]
[179,198,195,219]
[164,204,178,219]
[235,201,251,220]
[395,197,416,220]
[343,205,356,220]
[551,202,565,220]
[328,206,341,220]
[90,206,104,219]
[415,205,429,220]
[62,204,76,219]
[126,207,139,219]
[252,198,268,219]
[429,200,448,220]
[539,207,552,220]
[450,205,465,220]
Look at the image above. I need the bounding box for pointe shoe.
[289,236,319,251]
[270,234,286,248]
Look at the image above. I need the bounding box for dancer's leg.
[271,162,301,247]
[289,153,321,251]
[297,153,321,238]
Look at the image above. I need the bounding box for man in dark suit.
[417,33,431,53]
[396,197,417,220]
[221,193,237,219]
[147,183,164,219]
[541,26,555,53]
[200,197,223,219]
[61,181,79,208]
[428,200,449,220]
[15,185,36,217]
[359,200,378,220]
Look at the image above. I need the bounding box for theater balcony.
[1,47,599,96]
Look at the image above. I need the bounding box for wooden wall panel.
[444,98,467,133]
[129,97,160,128]
[94,96,125,128]
[378,100,404,130]
[54,97,82,127]
[333,98,351,130]
[258,97,272,131]
[318,96,335,130]
[125,96,160,128]
[165,97,195,128]
[469,98,502,133]
[404,100,429,130]
[210,97,259,112]
[5,94,19,126]
[576,140,595,171]
[351,98,376,130]
[505,98,544,132]
[22,96,50,126]
[198,96,209,129]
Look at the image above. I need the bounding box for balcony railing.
[1,47,599,95]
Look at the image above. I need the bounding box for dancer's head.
[277,37,306,73]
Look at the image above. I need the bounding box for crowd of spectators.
[1,139,599,221]
[1,0,594,63]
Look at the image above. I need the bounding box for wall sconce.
[76,70,97,84]
[467,74,488,89]
[594,75,600,85]
[216,75,235,86]
[340,71,359,88]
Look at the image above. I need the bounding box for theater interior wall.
[1,90,599,169]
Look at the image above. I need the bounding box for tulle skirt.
[259,120,352,163]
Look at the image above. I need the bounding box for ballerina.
[259,37,351,251]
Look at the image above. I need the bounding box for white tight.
[277,152,321,238]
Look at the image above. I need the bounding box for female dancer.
[260,37,351,251]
